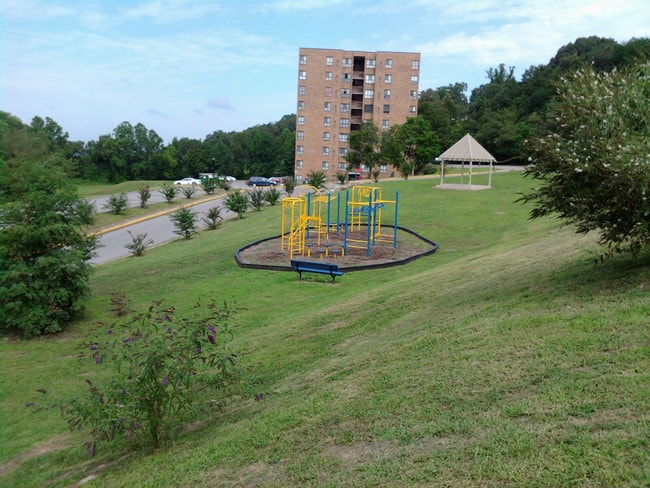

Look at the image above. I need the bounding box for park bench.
[290,259,344,282]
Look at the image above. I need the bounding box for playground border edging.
[234,225,439,273]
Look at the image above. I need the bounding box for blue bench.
[290,259,344,282]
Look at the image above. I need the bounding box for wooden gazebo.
[438,134,496,189]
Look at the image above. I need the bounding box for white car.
[174,177,202,186]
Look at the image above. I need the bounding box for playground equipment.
[281,185,399,259]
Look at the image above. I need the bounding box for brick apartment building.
[294,48,421,183]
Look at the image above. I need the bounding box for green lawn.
[2,172,648,487]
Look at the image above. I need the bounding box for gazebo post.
[488,160,493,187]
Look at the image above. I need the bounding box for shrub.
[201,177,219,195]
[66,300,242,452]
[202,206,223,230]
[249,188,266,211]
[264,187,281,206]
[180,186,197,199]
[124,231,154,257]
[421,163,438,175]
[103,193,129,215]
[159,183,177,203]
[170,207,198,239]
[337,172,347,184]
[138,185,151,208]
[224,190,249,219]
[371,169,381,182]
[284,177,296,196]
[307,170,327,189]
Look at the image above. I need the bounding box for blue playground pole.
[393,190,399,248]
[336,190,341,234]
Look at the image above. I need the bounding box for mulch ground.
[237,228,434,268]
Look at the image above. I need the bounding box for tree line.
[1,36,647,184]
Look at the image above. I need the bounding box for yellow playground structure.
[281,185,399,259]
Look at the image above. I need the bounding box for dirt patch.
[236,227,438,271]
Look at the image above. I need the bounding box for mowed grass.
[1,172,648,487]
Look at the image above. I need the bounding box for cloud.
[206,97,235,110]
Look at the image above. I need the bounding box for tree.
[520,64,650,257]
[382,117,440,178]
[346,122,382,179]
[170,207,198,240]
[248,189,266,211]
[224,190,249,219]
[0,160,98,336]
[103,193,130,215]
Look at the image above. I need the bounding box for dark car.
[246,176,276,187]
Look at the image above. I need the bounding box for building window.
[299,70,306,80]
[340,118,349,128]
[342,73,351,82]
[326,56,333,66]
[366,59,376,68]
[322,147,329,156]
[410,105,417,113]
[384,89,391,99]
[324,101,331,111]
[410,90,418,100]
[364,90,374,99]
[325,71,333,81]
[325,87,332,96]
[297,145,304,155]
[411,75,419,84]
[412,60,419,69]
[297,101,305,110]
[322,161,329,170]
[296,160,303,169]
[380,164,388,173]
[324,117,331,126]
[385,74,392,84]
[365,74,375,84]
[298,116,304,125]
[323,132,330,141]
[364,104,374,113]
[300,55,307,65]
[297,131,304,140]
[298,85,306,95]
[386,59,393,68]
[341,103,350,112]
[361,164,369,173]
[341,88,350,97]
[339,133,348,142]
[383,104,390,114]
[338,162,347,171]
[382,120,389,129]
[343,58,352,67]
[338,148,348,157]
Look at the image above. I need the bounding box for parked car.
[246,176,276,187]
[174,177,202,185]
[220,175,237,182]
[269,176,286,184]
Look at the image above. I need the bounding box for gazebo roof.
[438,133,496,163]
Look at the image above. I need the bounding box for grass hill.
[1,172,648,487]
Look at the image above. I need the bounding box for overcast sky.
[2,0,648,143]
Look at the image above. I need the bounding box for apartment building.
[295,48,421,183]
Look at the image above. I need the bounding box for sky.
[2,0,649,144]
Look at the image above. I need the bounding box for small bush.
[265,187,281,206]
[159,183,177,203]
[224,190,249,219]
[103,193,129,215]
[180,186,197,199]
[202,206,223,230]
[421,163,438,175]
[170,207,198,239]
[249,189,266,211]
[307,170,327,189]
[124,230,154,257]
[284,177,296,196]
[65,300,242,453]
[201,177,219,195]
[337,172,347,184]
[138,185,151,208]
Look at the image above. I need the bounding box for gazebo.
[437,133,496,189]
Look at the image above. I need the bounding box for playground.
[236,185,438,271]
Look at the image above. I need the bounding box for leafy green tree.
[520,64,650,257]
[170,207,198,240]
[382,117,440,178]
[224,190,249,219]
[345,122,382,178]
[0,160,97,336]
[103,193,129,215]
